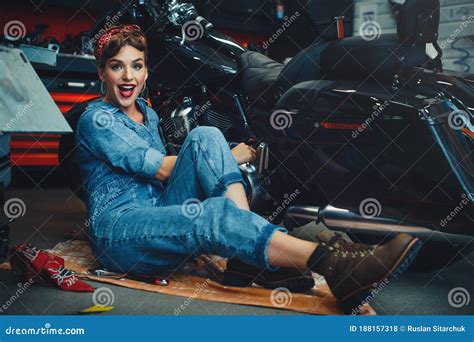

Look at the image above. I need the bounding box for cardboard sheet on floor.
[0,240,353,315]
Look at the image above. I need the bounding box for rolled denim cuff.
[141,148,164,179]
[255,223,288,271]
[210,172,244,197]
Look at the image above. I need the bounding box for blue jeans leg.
[93,197,287,275]
[159,126,244,206]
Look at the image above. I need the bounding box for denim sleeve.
[76,109,165,179]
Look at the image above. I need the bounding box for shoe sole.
[339,237,422,314]
[222,271,315,292]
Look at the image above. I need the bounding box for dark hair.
[98,30,148,70]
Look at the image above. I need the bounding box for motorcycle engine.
[160,97,198,146]
[160,98,237,146]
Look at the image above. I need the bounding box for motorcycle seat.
[319,34,430,82]
[240,35,433,108]
[239,51,284,107]
[275,40,330,93]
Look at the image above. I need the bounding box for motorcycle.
[59,0,474,270]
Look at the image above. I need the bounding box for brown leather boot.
[308,233,421,314]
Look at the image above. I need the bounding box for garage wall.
[352,0,474,73]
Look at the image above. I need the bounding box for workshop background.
[0,0,473,315]
[0,0,473,175]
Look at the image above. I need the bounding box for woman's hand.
[231,143,257,165]
[154,156,178,181]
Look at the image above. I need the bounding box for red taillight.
[462,127,474,141]
[321,122,363,130]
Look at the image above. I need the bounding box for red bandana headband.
[94,24,144,61]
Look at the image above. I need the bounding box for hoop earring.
[100,82,107,95]
[140,83,149,99]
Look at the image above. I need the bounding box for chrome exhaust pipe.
[284,205,472,244]
[283,205,320,229]
[319,205,431,234]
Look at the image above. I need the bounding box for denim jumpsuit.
[75,98,286,275]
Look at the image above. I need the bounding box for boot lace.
[320,233,377,258]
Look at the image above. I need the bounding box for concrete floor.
[0,186,473,315]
